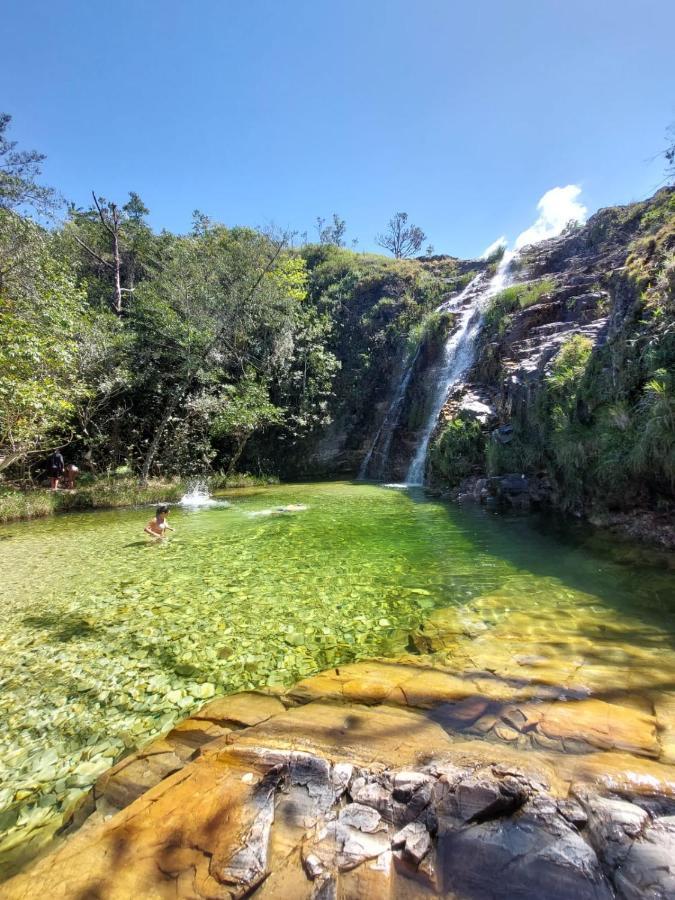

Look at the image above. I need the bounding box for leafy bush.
[483,278,556,335]
[632,369,675,487]
[406,309,456,355]
[429,415,484,484]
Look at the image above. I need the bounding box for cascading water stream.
[358,345,421,480]
[405,254,514,486]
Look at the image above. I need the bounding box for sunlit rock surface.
[4,636,675,899]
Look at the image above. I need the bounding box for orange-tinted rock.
[654,692,675,764]
[399,670,479,708]
[223,700,452,769]
[561,751,675,799]
[290,660,481,710]
[93,721,233,814]
[94,746,186,810]
[516,699,659,757]
[3,755,275,899]
[191,691,285,727]
[167,717,232,751]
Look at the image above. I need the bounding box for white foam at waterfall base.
[405,257,514,486]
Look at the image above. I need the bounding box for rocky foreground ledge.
[3,638,675,898]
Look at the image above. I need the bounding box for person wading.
[144,505,176,541]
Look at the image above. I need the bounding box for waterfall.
[405,255,514,486]
[358,345,421,480]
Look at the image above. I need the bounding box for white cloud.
[480,235,507,260]
[514,185,587,250]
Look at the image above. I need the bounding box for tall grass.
[0,490,54,523]
[0,472,278,524]
[0,478,184,524]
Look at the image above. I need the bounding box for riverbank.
[0,473,279,524]
[4,615,674,897]
[436,474,675,552]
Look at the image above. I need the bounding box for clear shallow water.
[0,480,674,868]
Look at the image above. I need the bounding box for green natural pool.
[1,480,674,871]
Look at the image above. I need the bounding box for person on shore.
[48,449,65,490]
[144,505,175,541]
[64,463,79,490]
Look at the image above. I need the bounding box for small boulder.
[392,821,431,865]
[338,803,383,834]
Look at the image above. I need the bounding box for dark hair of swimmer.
[156,505,169,516]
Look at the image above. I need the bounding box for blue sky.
[2,0,674,257]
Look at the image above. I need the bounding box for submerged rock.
[4,609,675,898]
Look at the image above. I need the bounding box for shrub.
[483,278,556,335]
[429,415,484,484]
[407,309,456,355]
[208,472,279,490]
[632,369,675,487]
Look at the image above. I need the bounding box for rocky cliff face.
[285,189,674,543]
[427,187,675,545]
[294,250,487,478]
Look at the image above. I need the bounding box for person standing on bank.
[48,449,65,490]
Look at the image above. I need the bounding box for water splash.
[179,480,226,508]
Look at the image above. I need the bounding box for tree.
[65,191,154,315]
[0,113,57,214]
[316,214,347,247]
[211,378,283,474]
[376,212,426,258]
[131,225,291,482]
[0,214,85,470]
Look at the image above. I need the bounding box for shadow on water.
[379,483,675,647]
[22,613,97,642]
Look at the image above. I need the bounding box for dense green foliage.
[0,212,86,471]
[428,414,484,484]
[1,205,338,481]
[0,121,465,485]
[0,118,347,482]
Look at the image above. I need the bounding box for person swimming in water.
[144,505,175,540]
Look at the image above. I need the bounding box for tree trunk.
[226,433,250,476]
[139,392,182,484]
[112,230,123,315]
[0,449,27,473]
